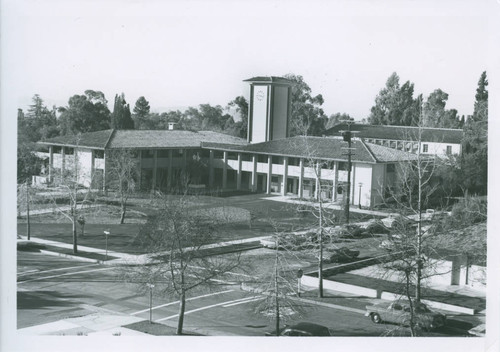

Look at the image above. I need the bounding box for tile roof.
[202,136,417,163]
[107,130,247,149]
[326,124,463,144]
[38,129,114,149]
[39,129,247,150]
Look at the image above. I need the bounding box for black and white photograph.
[1,1,498,351]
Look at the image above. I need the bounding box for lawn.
[17,193,384,257]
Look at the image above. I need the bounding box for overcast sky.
[1,0,495,121]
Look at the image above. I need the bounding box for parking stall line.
[17,267,114,284]
[131,289,235,315]
[156,295,264,322]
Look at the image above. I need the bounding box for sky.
[1,0,496,121]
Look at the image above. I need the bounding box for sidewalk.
[265,195,398,217]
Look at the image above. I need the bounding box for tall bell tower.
[244,76,293,143]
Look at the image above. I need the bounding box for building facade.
[34,76,421,208]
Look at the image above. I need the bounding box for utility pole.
[340,120,358,224]
[25,179,31,240]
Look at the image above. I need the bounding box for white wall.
[352,163,373,207]
[250,85,269,143]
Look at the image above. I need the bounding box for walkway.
[265,196,398,217]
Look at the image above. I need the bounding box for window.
[158,149,170,158]
[94,150,104,159]
[338,162,351,171]
[64,147,74,155]
[272,156,282,164]
[387,164,395,173]
[423,144,428,153]
[257,154,268,163]
[392,304,403,311]
[446,145,452,154]
[141,150,154,158]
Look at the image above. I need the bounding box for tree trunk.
[72,218,78,254]
[318,199,324,298]
[120,205,126,224]
[274,248,280,336]
[26,182,31,240]
[176,289,186,335]
[405,270,416,337]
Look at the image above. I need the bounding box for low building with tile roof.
[33,76,425,208]
[326,123,463,156]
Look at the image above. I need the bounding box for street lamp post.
[147,283,155,323]
[340,120,358,224]
[103,230,110,260]
[296,269,303,297]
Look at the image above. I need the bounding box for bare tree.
[107,149,139,224]
[252,221,308,335]
[47,137,96,253]
[124,195,241,335]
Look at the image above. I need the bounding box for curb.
[300,276,477,315]
[39,249,104,264]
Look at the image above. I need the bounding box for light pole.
[103,230,110,260]
[296,269,303,297]
[147,283,155,323]
[358,183,363,209]
[340,120,358,224]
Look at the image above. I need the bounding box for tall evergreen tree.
[111,93,135,129]
[133,96,151,119]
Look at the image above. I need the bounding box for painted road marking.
[131,289,235,315]
[17,267,114,284]
[18,263,99,276]
[156,295,263,322]
[222,296,263,307]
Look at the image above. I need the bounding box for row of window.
[365,139,453,154]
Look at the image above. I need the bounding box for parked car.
[365,300,446,331]
[265,322,332,336]
[327,247,360,263]
[468,323,485,337]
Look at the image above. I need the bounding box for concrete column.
[315,161,321,201]
[236,153,242,190]
[222,151,228,189]
[138,150,143,190]
[183,149,187,171]
[298,158,304,198]
[351,163,356,202]
[90,150,95,188]
[167,150,173,189]
[266,156,272,194]
[102,151,107,192]
[333,161,339,202]
[251,155,257,192]
[61,147,66,176]
[282,157,288,196]
[152,150,158,191]
[48,146,54,182]
[209,150,214,187]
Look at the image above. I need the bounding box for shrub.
[366,220,390,234]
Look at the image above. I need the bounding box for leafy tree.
[460,71,488,195]
[20,95,59,142]
[284,74,327,136]
[227,96,249,138]
[325,113,352,130]
[368,73,420,126]
[111,93,134,130]
[133,96,151,120]
[59,91,111,134]
[423,89,448,127]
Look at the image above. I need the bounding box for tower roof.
[243,76,294,85]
